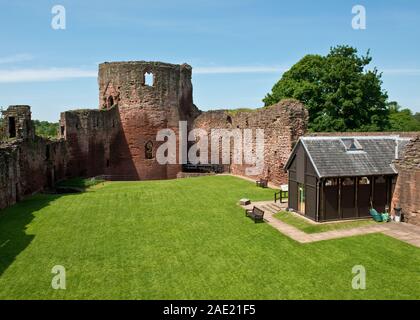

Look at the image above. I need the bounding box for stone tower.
[1,105,35,140]
[60,61,200,180]
[97,61,200,180]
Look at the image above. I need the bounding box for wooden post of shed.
[355,177,359,217]
[338,178,342,219]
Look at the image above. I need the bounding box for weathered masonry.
[1,60,419,225]
[0,106,67,210]
[193,99,308,185]
[0,61,309,211]
[285,136,411,222]
[60,61,200,180]
[392,136,420,226]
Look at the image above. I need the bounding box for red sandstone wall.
[391,135,420,226]
[193,99,308,186]
[0,137,67,210]
[0,105,69,211]
[60,108,120,178]
[0,143,19,209]
[94,61,199,180]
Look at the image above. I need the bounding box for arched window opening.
[144,72,154,87]
[359,177,370,185]
[107,96,114,109]
[325,179,337,187]
[226,115,232,125]
[145,141,154,159]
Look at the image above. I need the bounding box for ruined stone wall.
[193,99,308,186]
[0,106,68,210]
[0,137,67,210]
[93,61,200,180]
[1,63,310,211]
[1,105,35,140]
[0,143,19,209]
[392,135,420,226]
[60,107,121,178]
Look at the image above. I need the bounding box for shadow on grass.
[0,177,104,277]
[55,177,105,193]
[0,194,62,277]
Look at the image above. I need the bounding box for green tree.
[263,45,389,132]
[387,102,420,131]
[33,120,59,138]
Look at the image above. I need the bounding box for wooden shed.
[284,136,410,222]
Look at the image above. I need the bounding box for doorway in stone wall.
[9,117,16,138]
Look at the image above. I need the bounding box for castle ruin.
[1,61,418,225]
[0,61,308,210]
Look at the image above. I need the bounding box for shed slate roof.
[294,136,410,178]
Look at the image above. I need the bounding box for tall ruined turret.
[98,61,199,179]
[98,61,199,122]
[61,61,200,180]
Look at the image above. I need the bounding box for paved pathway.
[241,201,420,248]
[383,223,420,248]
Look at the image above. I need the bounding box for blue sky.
[0,0,419,121]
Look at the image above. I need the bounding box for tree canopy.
[387,102,420,132]
[263,45,390,132]
[33,120,59,138]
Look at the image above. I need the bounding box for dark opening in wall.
[46,145,50,161]
[61,126,65,136]
[144,72,154,87]
[107,96,114,109]
[226,115,232,125]
[8,117,16,138]
[106,159,110,167]
[145,141,154,159]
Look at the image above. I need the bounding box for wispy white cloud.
[0,65,287,82]
[194,66,288,74]
[382,69,420,76]
[0,68,96,83]
[1,65,418,83]
[0,54,33,64]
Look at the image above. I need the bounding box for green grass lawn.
[0,176,419,299]
[273,211,376,234]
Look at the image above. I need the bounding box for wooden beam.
[338,178,342,219]
[355,177,359,217]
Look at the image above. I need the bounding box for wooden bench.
[256,179,268,188]
[245,206,265,223]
